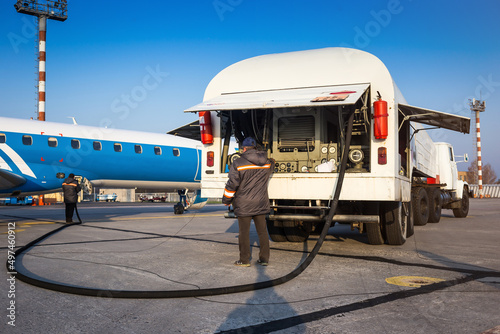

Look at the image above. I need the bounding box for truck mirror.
[455,153,469,163]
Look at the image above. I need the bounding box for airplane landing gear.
[173,189,207,214]
[174,189,188,215]
[173,204,185,214]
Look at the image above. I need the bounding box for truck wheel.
[427,188,442,223]
[266,219,288,242]
[382,201,407,245]
[453,187,469,218]
[412,187,429,226]
[311,221,326,235]
[282,220,311,242]
[366,222,385,245]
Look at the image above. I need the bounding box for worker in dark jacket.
[62,173,81,223]
[222,137,275,267]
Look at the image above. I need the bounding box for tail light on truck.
[207,151,214,167]
[378,147,387,165]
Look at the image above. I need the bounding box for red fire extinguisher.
[199,111,213,144]
[373,92,388,140]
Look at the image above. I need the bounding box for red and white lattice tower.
[14,0,68,121]
[38,16,47,121]
[470,99,486,198]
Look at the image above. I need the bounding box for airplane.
[0,116,205,213]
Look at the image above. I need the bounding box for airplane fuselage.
[0,116,201,196]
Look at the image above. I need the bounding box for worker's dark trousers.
[65,202,76,222]
[237,214,270,264]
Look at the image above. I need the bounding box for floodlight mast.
[14,0,68,121]
[470,98,486,198]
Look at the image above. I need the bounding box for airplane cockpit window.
[114,143,122,152]
[71,139,80,149]
[173,148,180,157]
[48,137,58,147]
[22,135,32,146]
[0,133,5,143]
[154,146,162,155]
[135,145,142,154]
[93,141,102,151]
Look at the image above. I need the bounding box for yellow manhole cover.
[385,276,445,287]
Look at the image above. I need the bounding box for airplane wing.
[0,169,27,190]
[167,120,200,141]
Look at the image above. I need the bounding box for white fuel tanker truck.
[180,47,471,245]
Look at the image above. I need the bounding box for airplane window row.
[0,133,180,157]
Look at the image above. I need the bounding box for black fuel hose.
[74,203,82,224]
[8,111,356,299]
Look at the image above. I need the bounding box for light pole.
[14,0,68,121]
[470,98,486,198]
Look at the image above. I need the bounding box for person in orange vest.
[62,173,81,223]
[222,137,275,267]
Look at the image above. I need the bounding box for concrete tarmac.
[1,199,499,333]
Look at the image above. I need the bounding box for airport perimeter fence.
[469,184,500,198]
[136,193,222,204]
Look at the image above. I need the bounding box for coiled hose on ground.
[8,111,355,298]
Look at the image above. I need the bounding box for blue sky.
[1,0,499,174]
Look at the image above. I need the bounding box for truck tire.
[412,187,429,226]
[311,221,326,235]
[282,220,311,242]
[427,188,442,223]
[366,222,385,245]
[453,187,469,218]
[382,201,407,245]
[266,219,288,242]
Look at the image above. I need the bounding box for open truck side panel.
[184,48,470,245]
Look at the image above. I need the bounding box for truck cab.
[435,142,459,194]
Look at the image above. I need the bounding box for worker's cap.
[242,137,256,147]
